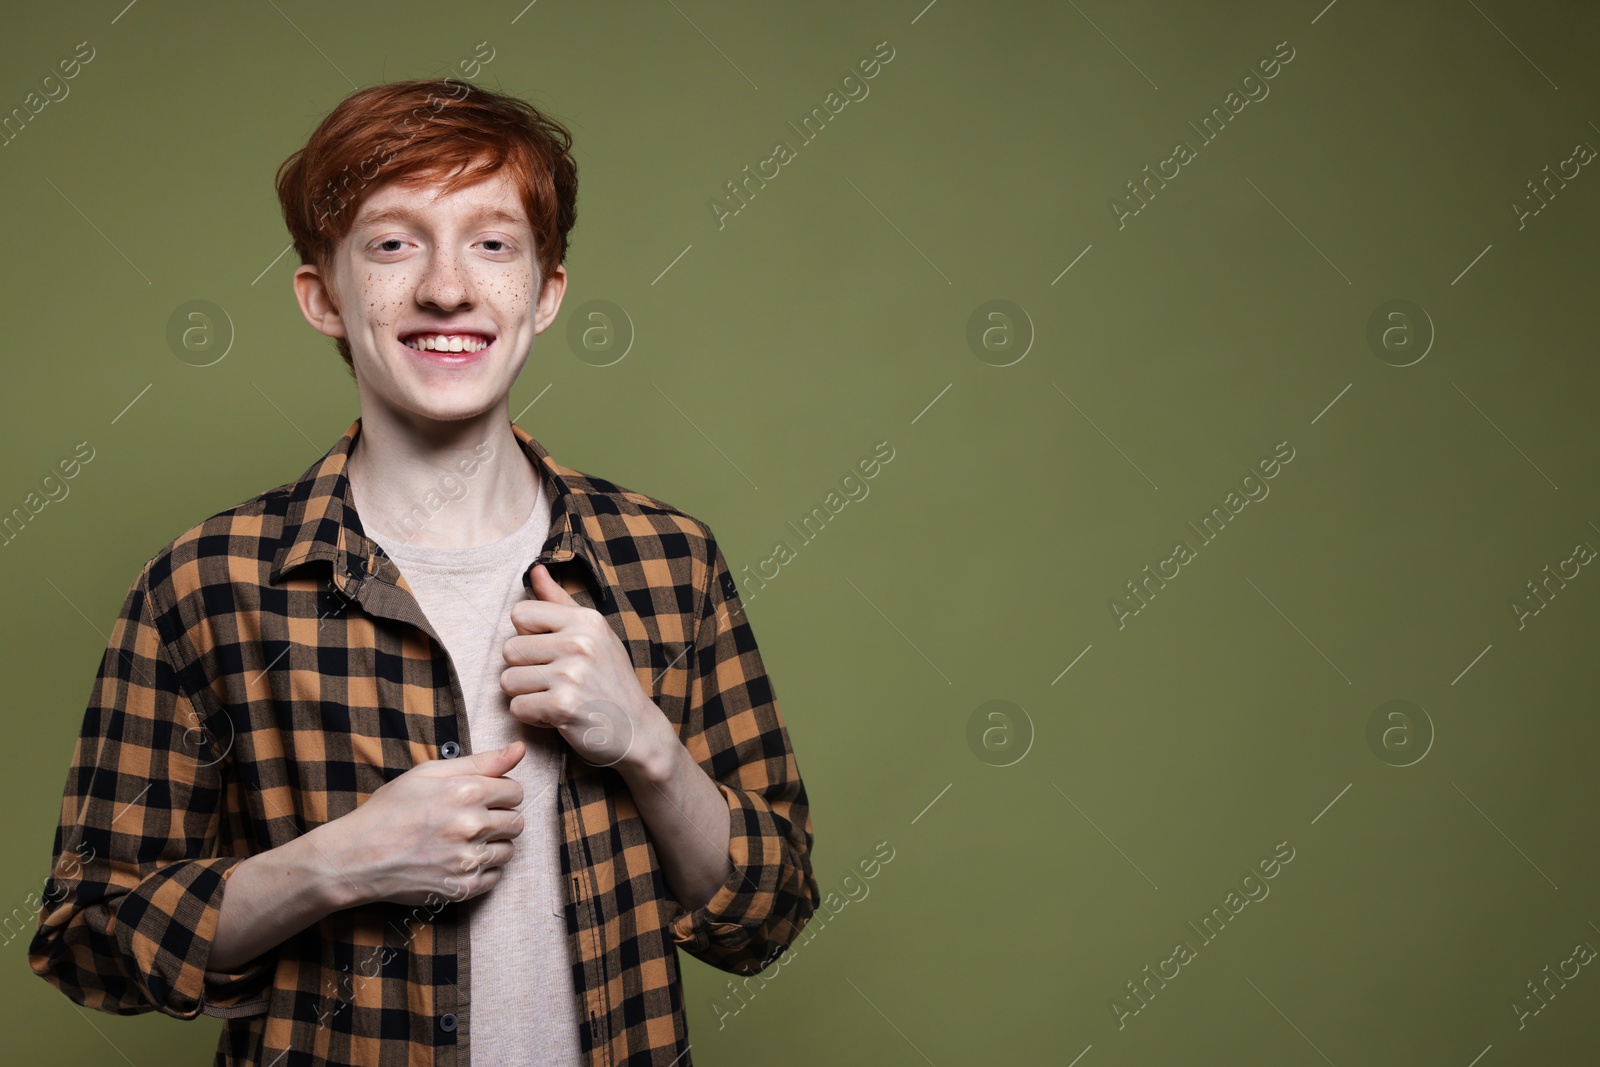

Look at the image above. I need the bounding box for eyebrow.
[353,204,529,231]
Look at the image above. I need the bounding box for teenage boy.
[29,78,818,1067]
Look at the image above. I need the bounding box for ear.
[293,262,347,340]
[532,262,568,335]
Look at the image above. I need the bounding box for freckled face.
[319,167,563,424]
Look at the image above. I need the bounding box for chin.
[353,352,518,424]
[359,379,506,426]
[404,392,506,424]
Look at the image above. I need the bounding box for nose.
[415,247,475,311]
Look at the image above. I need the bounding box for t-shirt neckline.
[370,476,548,569]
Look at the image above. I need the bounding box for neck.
[345,402,541,551]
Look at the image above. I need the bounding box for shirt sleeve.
[28,558,276,1019]
[666,532,820,975]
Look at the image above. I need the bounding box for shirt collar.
[268,415,617,602]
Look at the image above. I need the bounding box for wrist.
[620,703,681,789]
[298,822,369,912]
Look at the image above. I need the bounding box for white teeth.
[403,334,491,353]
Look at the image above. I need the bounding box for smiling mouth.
[400,333,495,354]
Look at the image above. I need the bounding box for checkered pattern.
[28,416,819,1066]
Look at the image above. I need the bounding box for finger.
[464,865,505,900]
[500,664,555,699]
[477,774,525,811]
[480,809,525,842]
[472,840,515,872]
[507,691,565,729]
[509,597,570,636]
[502,633,559,667]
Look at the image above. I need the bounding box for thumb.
[530,562,578,604]
[438,739,524,775]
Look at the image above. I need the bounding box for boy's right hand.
[313,740,527,908]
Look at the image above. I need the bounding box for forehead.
[353,169,530,231]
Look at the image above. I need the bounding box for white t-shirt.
[364,477,583,1065]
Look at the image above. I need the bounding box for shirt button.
[438,1012,457,1033]
[440,741,461,759]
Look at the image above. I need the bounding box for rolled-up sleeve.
[667,533,819,975]
[28,559,274,1018]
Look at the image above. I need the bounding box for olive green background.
[4,0,1599,1063]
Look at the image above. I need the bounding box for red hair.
[274,79,578,376]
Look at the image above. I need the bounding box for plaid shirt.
[29,416,818,1066]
